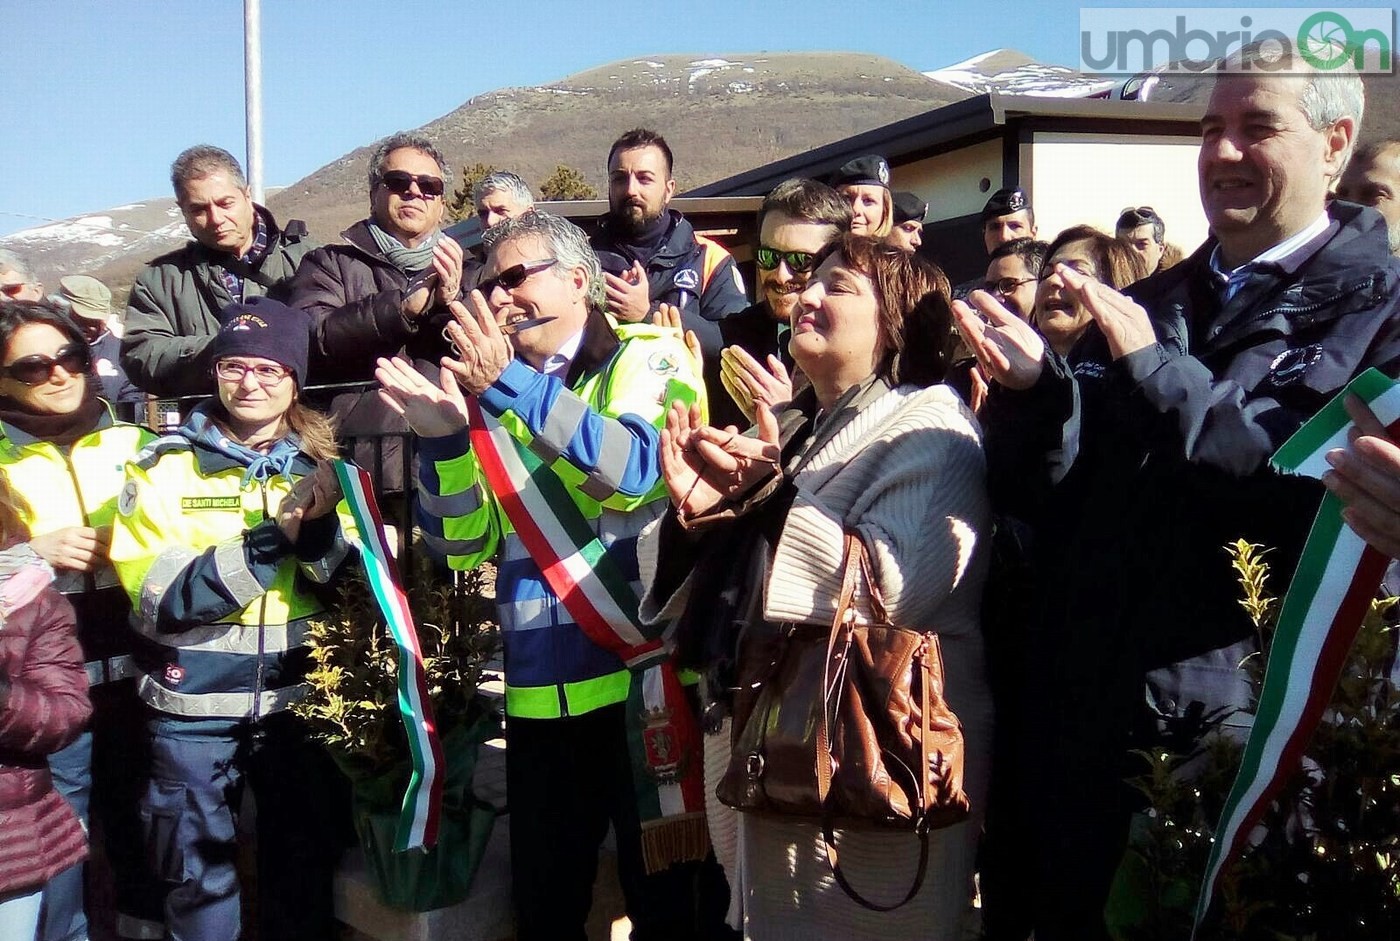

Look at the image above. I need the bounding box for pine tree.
[445,162,498,221]
[538,164,598,201]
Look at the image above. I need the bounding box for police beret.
[830,155,891,189]
[892,191,928,225]
[981,187,1030,221]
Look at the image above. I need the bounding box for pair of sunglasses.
[1,343,91,385]
[377,170,445,199]
[478,258,558,297]
[1117,205,1161,224]
[755,246,816,273]
[1,282,36,298]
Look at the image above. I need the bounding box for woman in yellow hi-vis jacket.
[0,298,157,941]
[109,298,352,941]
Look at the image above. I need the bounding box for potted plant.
[294,558,501,911]
[1108,541,1400,940]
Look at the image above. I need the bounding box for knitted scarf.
[0,382,105,448]
[180,403,305,488]
[368,222,440,274]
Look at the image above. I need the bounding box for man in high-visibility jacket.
[376,210,732,941]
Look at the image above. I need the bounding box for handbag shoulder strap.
[821,816,930,912]
[814,532,930,912]
[853,534,890,623]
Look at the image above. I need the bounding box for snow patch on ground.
[686,57,746,88]
[8,216,125,247]
[924,57,1114,98]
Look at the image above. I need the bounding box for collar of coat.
[591,208,697,270]
[778,374,893,476]
[187,204,289,267]
[0,399,116,455]
[169,402,318,479]
[1127,199,1400,352]
[561,306,622,388]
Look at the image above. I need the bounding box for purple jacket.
[0,547,91,894]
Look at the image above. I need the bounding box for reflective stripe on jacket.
[418,318,703,718]
[0,407,155,663]
[108,433,351,724]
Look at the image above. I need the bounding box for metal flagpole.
[244,0,264,203]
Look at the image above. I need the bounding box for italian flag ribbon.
[333,460,445,852]
[1193,368,1400,931]
[465,399,708,873]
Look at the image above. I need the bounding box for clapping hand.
[606,261,652,323]
[720,345,793,423]
[276,464,342,543]
[659,400,781,521]
[301,463,343,521]
[440,292,513,395]
[403,238,467,318]
[431,237,465,307]
[655,303,703,374]
[1056,265,1157,360]
[376,355,471,438]
[951,290,1046,391]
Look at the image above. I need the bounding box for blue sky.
[2,0,1395,237]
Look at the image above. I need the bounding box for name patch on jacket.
[181,496,243,511]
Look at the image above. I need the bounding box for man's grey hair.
[0,249,35,283]
[367,132,450,190]
[483,211,604,312]
[1220,42,1366,179]
[473,171,535,211]
[170,145,247,202]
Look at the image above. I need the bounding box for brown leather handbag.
[717,532,970,910]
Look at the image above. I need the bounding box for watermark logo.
[1080,8,1394,75]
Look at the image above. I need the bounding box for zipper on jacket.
[252,480,270,735]
[60,444,97,595]
[1246,274,1380,329]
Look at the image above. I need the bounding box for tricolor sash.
[1193,368,1400,932]
[333,460,445,852]
[465,398,708,873]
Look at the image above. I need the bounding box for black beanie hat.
[210,297,310,387]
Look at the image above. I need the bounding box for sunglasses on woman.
[0,344,91,385]
[754,247,817,273]
[477,258,558,297]
[376,170,445,199]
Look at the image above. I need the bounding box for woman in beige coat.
[641,234,993,939]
